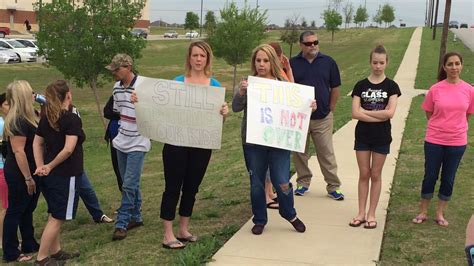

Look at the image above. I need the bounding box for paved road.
[6,34,202,41]
[451,28,474,51]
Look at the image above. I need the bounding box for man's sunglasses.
[302,40,319,46]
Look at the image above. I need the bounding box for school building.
[0,0,150,33]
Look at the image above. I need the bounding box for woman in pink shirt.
[413,52,474,227]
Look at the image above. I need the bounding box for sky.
[149,0,474,27]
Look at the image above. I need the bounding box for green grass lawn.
[1,28,414,264]
[380,28,474,265]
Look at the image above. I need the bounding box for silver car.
[0,47,20,63]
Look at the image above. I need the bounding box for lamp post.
[200,0,203,37]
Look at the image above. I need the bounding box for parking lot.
[0,34,45,64]
[0,32,203,65]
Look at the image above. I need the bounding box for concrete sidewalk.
[211,27,424,265]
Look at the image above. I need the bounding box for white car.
[0,47,20,63]
[185,31,199,38]
[0,39,37,62]
[14,39,38,49]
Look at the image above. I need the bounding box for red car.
[0,27,10,38]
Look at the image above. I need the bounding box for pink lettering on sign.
[280,109,307,130]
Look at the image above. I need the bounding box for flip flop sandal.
[434,219,449,227]
[162,240,186,249]
[16,254,33,262]
[412,215,428,224]
[266,201,279,209]
[177,235,198,243]
[349,218,366,227]
[364,221,377,229]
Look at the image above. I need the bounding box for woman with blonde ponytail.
[33,80,83,265]
[2,80,40,262]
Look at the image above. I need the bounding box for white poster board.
[246,76,314,153]
[134,77,225,149]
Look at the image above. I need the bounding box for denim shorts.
[354,140,390,155]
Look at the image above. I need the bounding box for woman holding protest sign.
[132,40,229,249]
[232,44,316,235]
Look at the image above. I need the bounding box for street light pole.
[200,0,203,37]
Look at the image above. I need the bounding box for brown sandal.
[364,221,377,229]
[349,218,366,227]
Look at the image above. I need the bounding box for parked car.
[0,39,37,62]
[0,27,9,38]
[14,39,38,48]
[460,23,468,28]
[448,21,459,29]
[0,47,20,63]
[130,28,148,39]
[185,31,199,38]
[164,30,179,38]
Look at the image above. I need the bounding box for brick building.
[0,0,150,33]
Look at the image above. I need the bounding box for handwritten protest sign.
[246,76,314,153]
[134,77,225,149]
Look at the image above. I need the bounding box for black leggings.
[110,144,122,192]
[160,144,212,221]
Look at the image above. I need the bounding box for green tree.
[204,10,217,35]
[280,15,300,58]
[381,3,395,27]
[342,1,354,28]
[184,11,200,38]
[310,20,316,29]
[207,1,267,92]
[322,8,343,42]
[35,0,146,128]
[373,5,383,27]
[301,17,308,29]
[353,5,368,28]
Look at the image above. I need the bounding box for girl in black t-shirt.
[2,80,40,263]
[33,80,82,265]
[349,45,401,229]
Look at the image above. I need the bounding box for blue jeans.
[243,144,297,225]
[79,172,104,221]
[115,150,145,230]
[2,173,40,261]
[421,141,466,201]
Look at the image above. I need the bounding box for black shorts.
[354,140,390,155]
[41,174,80,221]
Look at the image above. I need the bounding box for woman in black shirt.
[33,80,83,265]
[2,80,40,262]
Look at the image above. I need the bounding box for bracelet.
[24,177,33,181]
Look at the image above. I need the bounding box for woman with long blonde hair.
[2,80,40,262]
[233,44,315,235]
